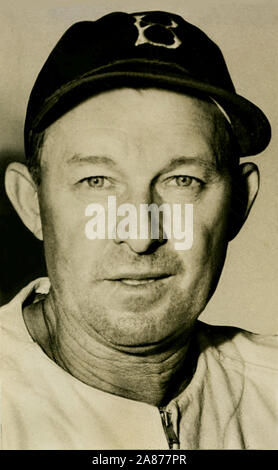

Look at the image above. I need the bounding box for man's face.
[37,88,234,347]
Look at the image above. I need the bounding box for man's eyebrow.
[67,154,117,168]
[160,156,218,174]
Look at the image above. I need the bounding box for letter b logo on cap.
[133,13,182,49]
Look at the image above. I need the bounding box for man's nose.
[113,187,167,254]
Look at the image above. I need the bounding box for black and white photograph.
[0,0,277,453]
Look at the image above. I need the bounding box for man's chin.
[84,300,195,349]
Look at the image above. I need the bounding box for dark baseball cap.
[24,10,271,158]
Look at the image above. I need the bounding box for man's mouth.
[106,273,172,287]
[118,278,157,286]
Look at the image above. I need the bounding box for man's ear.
[228,162,259,241]
[5,162,43,241]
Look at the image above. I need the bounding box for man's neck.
[23,297,197,407]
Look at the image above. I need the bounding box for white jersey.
[1,278,278,449]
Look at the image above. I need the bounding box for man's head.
[4,11,270,347]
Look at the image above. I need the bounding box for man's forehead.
[43,88,225,146]
[40,92,225,174]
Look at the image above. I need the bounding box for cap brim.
[31,59,271,157]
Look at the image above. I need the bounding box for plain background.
[0,0,277,333]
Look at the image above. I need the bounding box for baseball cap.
[24,11,271,158]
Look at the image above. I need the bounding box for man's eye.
[165,175,202,187]
[81,176,112,188]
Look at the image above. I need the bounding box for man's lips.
[104,272,173,286]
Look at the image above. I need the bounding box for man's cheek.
[49,218,108,274]
[183,221,226,275]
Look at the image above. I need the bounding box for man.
[1,10,277,450]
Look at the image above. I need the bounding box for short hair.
[26,129,45,185]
